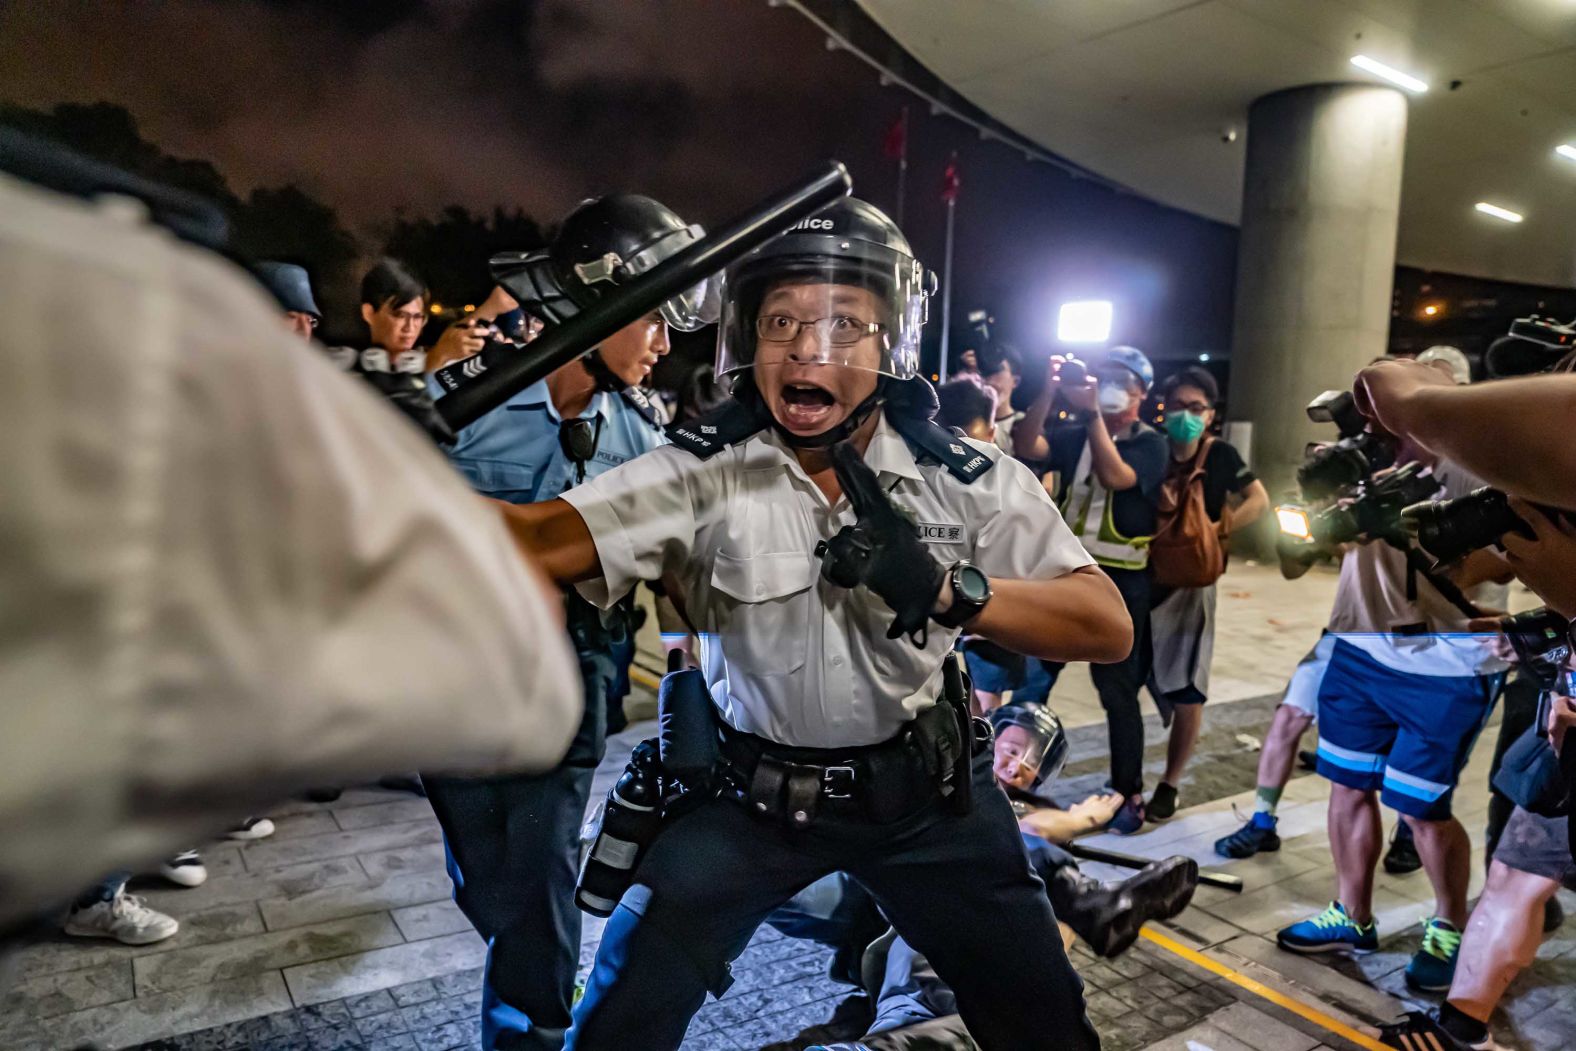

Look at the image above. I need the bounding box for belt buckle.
[822,765,857,800]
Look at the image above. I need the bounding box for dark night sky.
[0,0,1241,372]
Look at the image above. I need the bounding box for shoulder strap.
[665,397,769,459]
[616,385,664,430]
[1187,436,1216,483]
[886,413,997,485]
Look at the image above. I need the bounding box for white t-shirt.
[0,172,580,926]
[564,413,1095,747]
[1327,460,1506,677]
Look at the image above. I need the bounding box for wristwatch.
[934,560,993,628]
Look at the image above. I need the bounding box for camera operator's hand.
[1053,360,1099,413]
[426,318,490,373]
[1353,357,1454,437]
[1501,496,1576,620]
[1465,614,1519,664]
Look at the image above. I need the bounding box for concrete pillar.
[1227,83,1408,501]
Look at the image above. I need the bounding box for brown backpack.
[1149,437,1230,589]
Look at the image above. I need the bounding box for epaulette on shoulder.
[887,415,996,485]
[616,385,665,430]
[664,398,768,459]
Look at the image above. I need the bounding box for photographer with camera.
[1271,393,1510,993]
[1014,345,1168,833]
[1349,337,1576,1050]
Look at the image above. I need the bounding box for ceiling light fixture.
[1556,144,1576,163]
[1474,202,1524,223]
[1349,55,1429,94]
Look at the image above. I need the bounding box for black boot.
[1049,857,1200,958]
[1384,821,1421,875]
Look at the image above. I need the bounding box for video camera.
[1498,606,1572,690]
[1274,390,1428,578]
[1485,315,1576,379]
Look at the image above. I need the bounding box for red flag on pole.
[940,152,961,202]
[882,110,907,160]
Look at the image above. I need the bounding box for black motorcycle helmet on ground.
[714,197,936,447]
[489,194,719,390]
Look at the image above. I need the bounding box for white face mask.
[1097,382,1132,414]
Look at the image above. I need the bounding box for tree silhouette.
[382,205,547,309]
[2,101,359,318]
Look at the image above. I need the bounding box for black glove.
[352,348,456,446]
[817,441,944,643]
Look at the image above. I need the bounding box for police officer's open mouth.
[781,383,835,408]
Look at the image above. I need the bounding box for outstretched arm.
[1356,360,1576,511]
[493,497,602,585]
[941,565,1133,664]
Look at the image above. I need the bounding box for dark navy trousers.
[565,753,1100,1051]
[425,648,616,1051]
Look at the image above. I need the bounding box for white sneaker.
[64,891,178,945]
[160,849,208,887]
[226,817,275,841]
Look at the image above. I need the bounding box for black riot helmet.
[988,703,1069,788]
[716,197,935,383]
[490,194,719,335]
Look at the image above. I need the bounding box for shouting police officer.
[494,198,1132,1050]
[423,194,715,1051]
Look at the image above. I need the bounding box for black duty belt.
[716,702,990,830]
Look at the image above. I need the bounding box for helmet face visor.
[715,234,932,382]
[620,223,721,332]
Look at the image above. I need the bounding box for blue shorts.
[1314,639,1499,820]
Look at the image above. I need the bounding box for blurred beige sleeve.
[0,174,580,926]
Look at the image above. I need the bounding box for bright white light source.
[1198,353,1211,362]
[1556,144,1576,163]
[1475,202,1524,223]
[1350,55,1429,93]
[1276,507,1312,540]
[1057,300,1112,344]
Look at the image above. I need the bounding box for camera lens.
[1402,487,1527,565]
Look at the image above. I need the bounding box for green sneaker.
[1405,916,1463,992]
[1277,901,1379,954]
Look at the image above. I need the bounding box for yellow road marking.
[629,666,662,691]
[1139,927,1391,1051]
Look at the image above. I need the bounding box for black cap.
[254,262,321,318]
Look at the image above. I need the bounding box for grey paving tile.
[242,810,342,845]
[332,798,437,831]
[357,841,449,881]
[133,912,405,995]
[1209,1000,1322,1051]
[388,978,441,1007]
[283,930,486,1006]
[258,869,452,931]
[138,856,366,915]
[411,1018,474,1050]
[355,1006,413,1040]
[344,988,398,1019]
[241,819,442,872]
[389,899,471,942]
[28,971,292,1051]
[296,999,355,1030]
[3,902,267,981]
[366,1035,419,1051]
[0,957,135,1020]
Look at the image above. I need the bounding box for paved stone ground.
[7,563,1574,1050]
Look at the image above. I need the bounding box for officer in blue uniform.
[423,194,716,1051]
[494,199,1135,1050]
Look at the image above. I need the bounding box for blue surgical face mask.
[1097,382,1132,414]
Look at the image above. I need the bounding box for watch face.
[956,565,990,603]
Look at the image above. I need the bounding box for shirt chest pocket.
[709,550,815,676]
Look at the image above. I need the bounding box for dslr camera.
[1275,390,1438,578]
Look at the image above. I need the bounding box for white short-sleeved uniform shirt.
[1327,459,1507,677]
[563,411,1095,747]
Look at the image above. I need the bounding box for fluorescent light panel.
[1349,54,1428,93]
[1057,300,1112,344]
[1474,202,1524,223]
[1557,144,1576,162]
